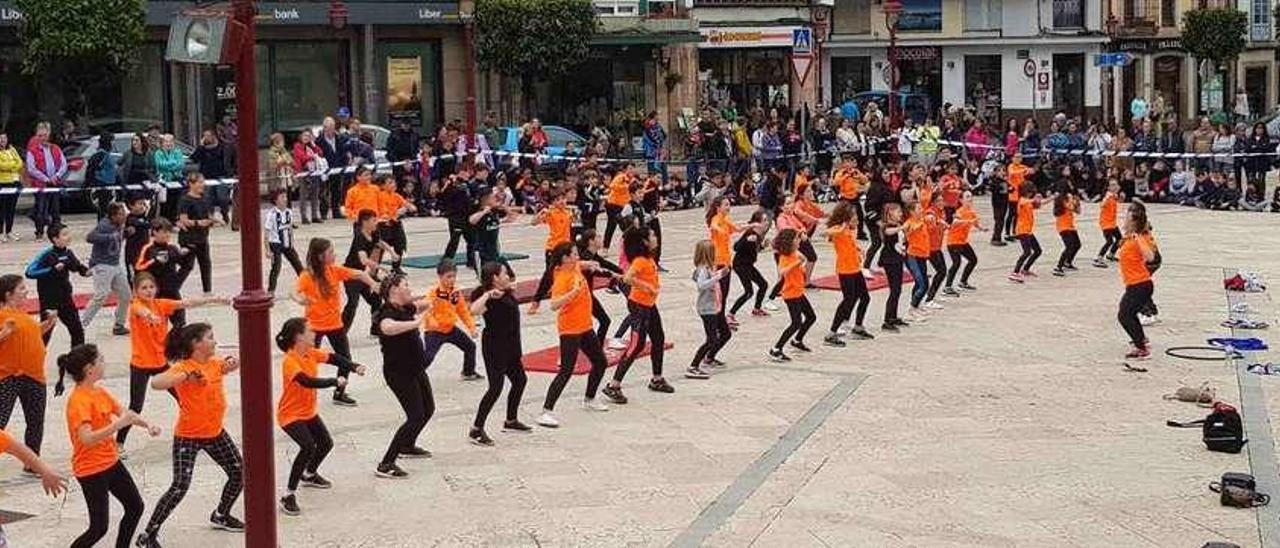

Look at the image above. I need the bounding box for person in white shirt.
[264,188,303,293]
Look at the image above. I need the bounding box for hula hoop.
[1165,346,1236,361]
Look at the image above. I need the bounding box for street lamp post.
[883,0,902,162]
[230,1,277,546]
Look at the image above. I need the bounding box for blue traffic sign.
[792,28,812,54]
[1094,52,1132,68]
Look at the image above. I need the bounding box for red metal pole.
[463,15,478,149]
[230,0,278,546]
[888,23,900,164]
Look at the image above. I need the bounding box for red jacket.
[292,141,322,173]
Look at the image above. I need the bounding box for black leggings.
[769,241,817,300]
[43,301,85,349]
[945,244,977,287]
[603,204,624,248]
[283,416,333,491]
[862,217,882,269]
[117,366,175,444]
[423,329,478,376]
[314,330,352,393]
[1057,230,1081,268]
[1003,199,1018,237]
[1118,281,1154,346]
[926,250,947,301]
[533,250,555,302]
[144,431,243,536]
[691,313,732,367]
[730,263,768,315]
[830,273,869,331]
[543,331,608,411]
[775,296,816,349]
[591,295,611,342]
[72,462,144,548]
[647,217,663,264]
[179,241,212,294]
[1015,235,1042,273]
[614,302,665,381]
[268,243,303,293]
[1097,227,1121,258]
[474,349,528,428]
[0,375,45,454]
[382,370,434,465]
[443,217,477,271]
[991,194,1009,241]
[341,280,382,334]
[0,183,16,234]
[882,263,903,322]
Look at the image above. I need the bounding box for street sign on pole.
[1094,52,1132,68]
[1037,72,1050,91]
[791,54,813,86]
[792,28,812,55]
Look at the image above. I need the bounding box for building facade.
[0,1,468,146]
[822,0,1106,124]
[691,0,819,115]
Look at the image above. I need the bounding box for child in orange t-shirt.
[0,274,58,458]
[274,318,366,516]
[376,174,416,274]
[118,272,228,447]
[902,203,932,321]
[1093,179,1124,267]
[943,192,983,294]
[604,225,671,402]
[59,343,159,548]
[538,242,612,428]
[138,323,244,545]
[1052,192,1082,276]
[422,259,481,380]
[294,237,375,406]
[922,203,949,310]
[768,228,815,362]
[1010,181,1043,283]
[823,202,873,345]
[528,189,576,315]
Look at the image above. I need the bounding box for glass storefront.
[831,56,871,104]
[531,46,648,136]
[699,48,791,113]
[965,55,1002,124]
[375,41,441,131]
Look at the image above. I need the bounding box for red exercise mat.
[523,341,675,375]
[810,269,913,292]
[20,293,116,314]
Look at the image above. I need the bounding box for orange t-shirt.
[835,169,863,200]
[904,218,930,259]
[628,257,660,307]
[1055,200,1077,233]
[0,308,47,384]
[797,199,825,231]
[422,284,475,334]
[917,184,934,212]
[829,226,861,275]
[129,298,181,369]
[297,265,360,332]
[946,206,978,246]
[343,181,381,218]
[709,213,736,267]
[65,384,121,478]
[1015,199,1036,236]
[779,252,807,300]
[1117,235,1152,286]
[378,189,408,222]
[277,348,329,428]
[552,267,592,335]
[926,209,945,252]
[1008,163,1030,191]
[794,173,811,197]
[543,206,572,250]
[171,357,227,439]
[607,174,632,206]
[940,174,963,208]
[0,428,11,454]
[1099,194,1118,230]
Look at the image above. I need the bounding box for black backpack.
[1167,402,1246,453]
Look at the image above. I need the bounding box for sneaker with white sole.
[924,301,944,310]
[685,367,710,379]
[607,338,628,350]
[763,299,781,312]
[582,398,609,412]
[536,411,560,428]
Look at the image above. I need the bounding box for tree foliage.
[474,0,598,83]
[15,0,146,75]
[1181,7,1247,66]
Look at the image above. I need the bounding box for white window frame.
[963,0,1002,31]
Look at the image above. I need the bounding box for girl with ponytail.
[59,343,157,548]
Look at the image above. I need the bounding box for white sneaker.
[536,411,560,428]
[607,338,628,350]
[925,301,944,310]
[1139,314,1160,326]
[582,398,609,412]
[764,299,781,312]
[907,307,929,323]
[837,322,853,336]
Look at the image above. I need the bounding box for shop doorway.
[1052,53,1085,116]
[830,56,871,104]
[699,48,791,116]
[1152,55,1183,123]
[964,54,1002,124]
[1244,66,1267,120]
[897,47,941,118]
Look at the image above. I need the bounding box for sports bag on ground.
[1208,472,1268,508]
[1166,402,1246,453]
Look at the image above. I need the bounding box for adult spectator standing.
[292,129,325,224]
[80,202,132,336]
[266,131,294,194]
[642,111,668,186]
[153,134,188,220]
[1130,119,1158,168]
[190,129,234,229]
[177,174,221,295]
[0,132,22,242]
[316,116,349,221]
[25,122,67,242]
[1244,122,1273,196]
[518,120,548,172]
[386,119,420,183]
[1190,116,1215,171]
[117,133,157,209]
[479,111,502,163]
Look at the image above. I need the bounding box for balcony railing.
[693,0,809,6]
[1052,0,1085,28]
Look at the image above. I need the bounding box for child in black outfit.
[136,219,189,327]
[24,223,90,349]
[123,197,152,284]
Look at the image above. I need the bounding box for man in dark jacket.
[316,116,350,220]
[80,202,131,335]
[190,129,234,227]
[386,120,420,182]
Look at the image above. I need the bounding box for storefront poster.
[700,27,801,49]
[899,0,942,32]
[214,65,238,121]
[386,57,423,127]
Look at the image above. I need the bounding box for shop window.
[1052,53,1085,116]
[965,0,1002,31]
[273,43,344,133]
[831,56,871,104]
[831,0,871,35]
[964,55,1001,122]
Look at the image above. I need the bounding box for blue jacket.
[26,245,87,306]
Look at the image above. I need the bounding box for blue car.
[498,125,588,159]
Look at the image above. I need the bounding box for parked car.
[498,125,588,159]
[29,133,198,211]
[851,91,933,125]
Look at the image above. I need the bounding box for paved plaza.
[1,199,1278,547]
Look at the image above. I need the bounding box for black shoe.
[990,239,1007,247]
[1003,235,1017,242]
[502,420,532,432]
[375,462,409,479]
[135,532,162,548]
[332,392,357,407]
[789,340,812,353]
[1052,267,1065,277]
[601,384,628,404]
[648,378,674,393]
[1064,264,1079,271]
[300,472,331,489]
[890,318,910,327]
[209,511,245,532]
[279,494,301,516]
[958,282,977,291]
[823,334,846,347]
[398,445,432,459]
[469,427,495,446]
[461,372,485,381]
[941,287,961,297]
[849,326,875,340]
[112,325,130,336]
[880,322,899,332]
[768,348,791,362]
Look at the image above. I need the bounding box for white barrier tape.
[1,140,1276,196]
